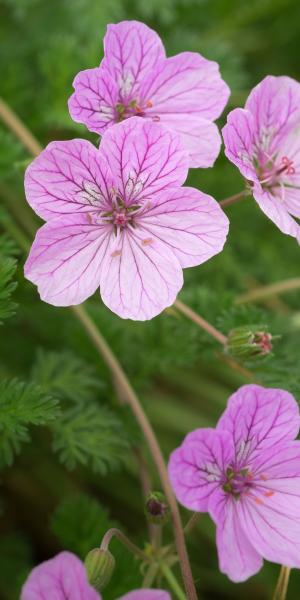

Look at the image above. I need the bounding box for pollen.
[254,497,264,505]
[259,474,268,481]
[142,238,153,245]
[264,491,274,497]
[111,250,121,257]
[146,100,153,108]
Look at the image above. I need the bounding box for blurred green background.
[0,0,300,598]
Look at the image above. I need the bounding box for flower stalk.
[100,528,149,562]
[272,566,291,600]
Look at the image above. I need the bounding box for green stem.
[100,528,149,562]
[219,190,248,208]
[0,216,30,253]
[272,566,291,600]
[236,278,300,304]
[160,563,187,600]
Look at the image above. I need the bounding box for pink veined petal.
[68,68,118,134]
[245,75,300,154]
[222,108,258,182]
[118,591,171,600]
[24,214,111,307]
[139,186,229,268]
[100,117,188,204]
[140,52,230,121]
[156,115,222,168]
[21,552,101,600]
[168,429,235,512]
[253,184,300,243]
[101,21,165,98]
[99,225,183,321]
[238,456,300,569]
[217,384,300,465]
[209,492,263,582]
[24,139,114,220]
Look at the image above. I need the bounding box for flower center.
[101,195,141,233]
[222,467,253,499]
[257,155,296,188]
[115,99,160,123]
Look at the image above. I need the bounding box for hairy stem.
[100,528,149,562]
[272,566,291,600]
[175,299,227,345]
[219,190,248,208]
[73,305,197,599]
[236,278,300,304]
[0,97,198,600]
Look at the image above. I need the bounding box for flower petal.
[253,184,300,243]
[118,591,171,600]
[140,52,229,121]
[217,384,300,464]
[222,108,258,181]
[139,186,229,268]
[245,75,300,154]
[68,68,118,134]
[209,493,263,582]
[99,226,183,320]
[25,214,111,306]
[25,139,114,220]
[101,21,165,98]
[168,429,234,512]
[239,455,300,569]
[100,117,188,204]
[156,115,222,168]
[21,551,101,600]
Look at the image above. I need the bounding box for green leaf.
[51,403,130,474]
[0,256,17,324]
[0,379,60,467]
[51,493,116,558]
[31,349,103,403]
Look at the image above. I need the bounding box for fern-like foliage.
[31,349,103,403]
[0,379,60,467]
[51,403,129,473]
[0,255,17,324]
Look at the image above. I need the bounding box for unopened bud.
[227,325,273,360]
[84,548,115,591]
[145,491,170,525]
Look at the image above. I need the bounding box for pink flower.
[168,384,300,582]
[24,117,229,320]
[68,20,230,168]
[222,76,300,243]
[21,551,170,600]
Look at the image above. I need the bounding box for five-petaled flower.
[68,20,230,168]
[223,76,300,243]
[168,384,300,582]
[24,117,229,320]
[21,551,171,600]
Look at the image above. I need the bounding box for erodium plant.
[0,15,299,600]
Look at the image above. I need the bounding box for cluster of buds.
[226,325,273,360]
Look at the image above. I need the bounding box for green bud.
[84,548,115,592]
[145,491,170,525]
[227,325,273,360]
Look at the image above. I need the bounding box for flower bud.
[145,491,170,525]
[84,548,115,591]
[227,325,273,360]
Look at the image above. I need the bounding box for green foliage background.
[0,0,300,598]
